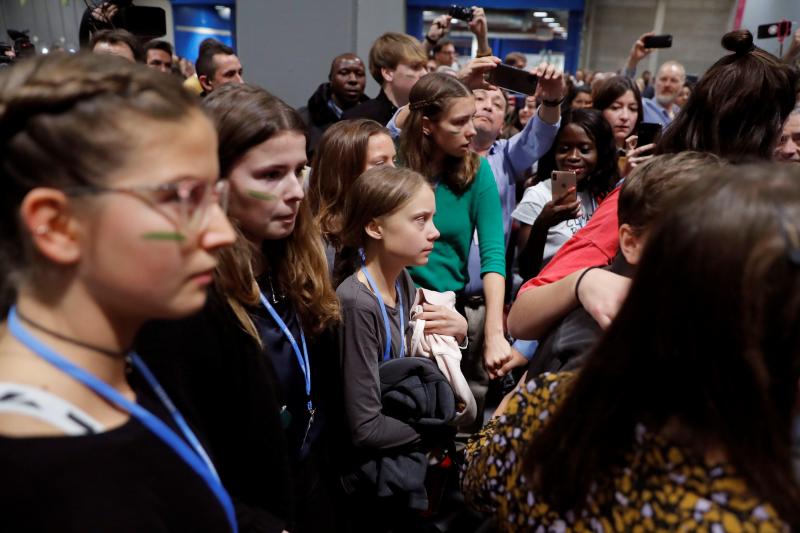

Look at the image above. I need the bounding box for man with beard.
[299,53,368,158]
[642,60,685,126]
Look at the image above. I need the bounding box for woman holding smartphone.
[513,109,619,280]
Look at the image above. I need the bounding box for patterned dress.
[463,372,788,532]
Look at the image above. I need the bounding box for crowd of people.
[1,5,800,532]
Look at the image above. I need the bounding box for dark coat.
[136,289,294,533]
[341,357,455,510]
[298,82,368,159]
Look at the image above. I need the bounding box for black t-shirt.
[0,374,231,532]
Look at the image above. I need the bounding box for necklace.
[265,273,285,304]
[14,310,127,359]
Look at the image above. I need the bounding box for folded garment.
[409,287,477,426]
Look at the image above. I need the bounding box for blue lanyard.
[6,307,238,533]
[258,293,313,413]
[360,266,405,362]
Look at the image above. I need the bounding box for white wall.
[237,0,404,108]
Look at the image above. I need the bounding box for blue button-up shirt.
[387,110,559,296]
[642,97,679,128]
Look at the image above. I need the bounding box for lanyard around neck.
[258,293,313,413]
[6,307,238,533]
[360,265,405,362]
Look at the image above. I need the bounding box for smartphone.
[637,122,663,148]
[487,64,538,96]
[642,34,673,48]
[552,171,577,204]
[757,21,792,39]
[447,5,473,22]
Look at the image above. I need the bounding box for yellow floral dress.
[462,372,788,532]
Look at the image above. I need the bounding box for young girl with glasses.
[0,54,237,531]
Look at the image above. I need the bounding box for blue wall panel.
[172,4,235,63]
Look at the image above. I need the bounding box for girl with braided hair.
[0,53,237,531]
[399,73,511,386]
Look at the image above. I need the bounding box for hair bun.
[722,29,754,55]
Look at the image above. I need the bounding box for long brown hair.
[399,73,480,194]
[334,166,430,286]
[203,83,339,335]
[657,30,798,162]
[308,119,389,248]
[0,52,199,315]
[523,164,800,527]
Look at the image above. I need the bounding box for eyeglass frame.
[61,178,230,237]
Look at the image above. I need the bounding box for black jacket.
[298,82,368,159]
[136,289,294,533]
[341,357,455,511]
[341,89,397,128]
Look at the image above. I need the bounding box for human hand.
[467,7,488,39]
[496,348,529,377]
[91,2,119,23]
[537,186,581,228]
[427,15,452,43]
[627,31,655,67]
[622,135,656,177]
[483,333,512,379]
[575,268,631,328]
[457,56,501,90]
[532,62,565,102]
[421,304,468,342]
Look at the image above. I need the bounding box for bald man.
[298,53,368,157]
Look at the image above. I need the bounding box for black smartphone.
[117,6,167,40]
[642,34,673,48]
[757,21,792,39]
[487,64,538,96]
[637,122,662,148]
[448,5,473,22]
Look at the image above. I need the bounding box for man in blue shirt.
[623,32,685,127]
[642,61,684,126]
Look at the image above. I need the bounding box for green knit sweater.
[408,157,505,292]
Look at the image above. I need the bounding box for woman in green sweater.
[399,73,511,377]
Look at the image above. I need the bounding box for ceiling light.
[543,17,555,22]
[547,22,559,27]
[533,11,547,17]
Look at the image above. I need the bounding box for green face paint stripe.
[247,190,276,201]
[141,232,186,242]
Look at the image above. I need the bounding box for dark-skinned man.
[299,53,368,158]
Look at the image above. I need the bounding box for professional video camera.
[79,1,166,47]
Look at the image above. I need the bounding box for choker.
[15,310,127,359]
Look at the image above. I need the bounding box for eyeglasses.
[64,179,230,236]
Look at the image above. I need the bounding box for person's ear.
[618,223,645,266]
[381,67,395,84]
[198,74,214,93]
[422,116,433,137]
[364,218,383,240]
[20,188,83,266]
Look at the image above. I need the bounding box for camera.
[448,5,473,22]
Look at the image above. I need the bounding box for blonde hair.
[368,33,427,85]
[399,73,480,194]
